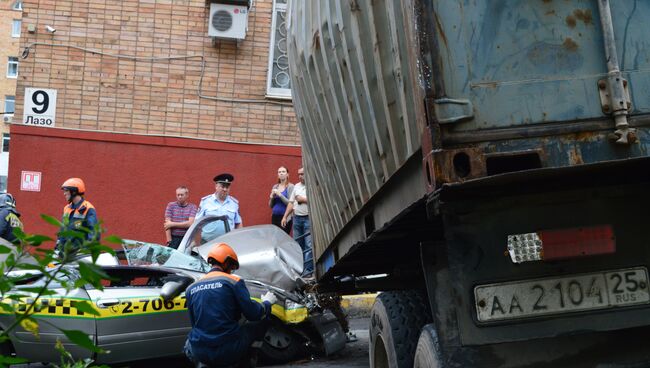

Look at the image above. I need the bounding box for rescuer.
[56,177,99,253]
[0,193,23,242]
[184,242,277,367]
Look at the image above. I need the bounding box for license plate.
[475,267,650,322]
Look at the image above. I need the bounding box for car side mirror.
[161,280,186,301]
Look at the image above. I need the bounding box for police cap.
[213,173,234,184]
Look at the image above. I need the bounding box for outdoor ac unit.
[208,2,248,40]
[2,115,12,124]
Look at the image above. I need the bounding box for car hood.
[193,224,304,291]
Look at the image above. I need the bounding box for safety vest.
[63,199,95,230]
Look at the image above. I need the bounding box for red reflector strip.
[539,225,615,261]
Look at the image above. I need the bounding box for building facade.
[9,0,302,242]
[0,0,23,191]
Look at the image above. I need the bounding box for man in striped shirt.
[164,186,198,249]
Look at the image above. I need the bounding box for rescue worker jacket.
[57,198,98,248]
[0,207,22,243]
[186,267,272,348]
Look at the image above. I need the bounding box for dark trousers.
[271,214,292,235]
[184,320,269,367]
[169,235,184,249]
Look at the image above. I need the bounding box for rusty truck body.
[287,1,650,367]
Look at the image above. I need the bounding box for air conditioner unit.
[208,2,249,40]
[2,115,12,124]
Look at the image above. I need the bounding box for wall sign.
[21,171,41,192]
[23,88,57,127]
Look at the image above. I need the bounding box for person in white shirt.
[281,167,314,277]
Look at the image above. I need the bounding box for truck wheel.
[369,291,431,368]
[259,320,305,364]
[413,324,443,368]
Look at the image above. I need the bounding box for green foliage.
[53,340,109,368]
[0,217,118,367]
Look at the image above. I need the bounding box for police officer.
[184,242,277,367]
[56,178,99,252]
[196,173,242,241]
[0,193,23,242]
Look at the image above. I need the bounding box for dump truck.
[287,1,650,367]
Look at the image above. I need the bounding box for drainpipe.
[597,0,636,144]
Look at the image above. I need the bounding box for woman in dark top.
[269,166,294,234]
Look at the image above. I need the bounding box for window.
[7,57,18,78]
[12,20,21,37]
[2,134,9,153]
[4,96,14,115]
[266,0,291,99]
[12,0,22,11]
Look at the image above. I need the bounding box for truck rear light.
[507,225,615,264]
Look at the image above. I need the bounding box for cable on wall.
[21,42,293,107]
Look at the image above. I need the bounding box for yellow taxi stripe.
[2,295,310,323]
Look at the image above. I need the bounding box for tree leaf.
[77,262,110,285]
[24,234,53,246]
[61,329,103,353]
[0,244,11,254]
[103,235,123,244]
[11,226,26,241]
[73,301,100,316]
[0,302,14,313]
[40,214,63,227]
[0,355,29,364]
[20,317,40,337]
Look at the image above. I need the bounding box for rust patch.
[563,38,578,51]
[566,15,577,28]
[573,9,593,25]
[573,131,599,142]
[545,10,556,16]
[568,147,584,165]
[432,147,486,185]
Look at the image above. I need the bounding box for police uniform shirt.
[196,194,242,233]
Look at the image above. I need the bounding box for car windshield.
[122,240,210,273]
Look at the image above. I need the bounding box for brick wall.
[14,0,299,145]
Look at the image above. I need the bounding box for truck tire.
[413,324,443,368]
[369,290,432,368]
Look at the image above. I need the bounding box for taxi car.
[0,218,345,365]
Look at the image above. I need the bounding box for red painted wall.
[8,125,302,246]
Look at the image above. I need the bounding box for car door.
[4,271,96,363]
[85,266,193,364]
[177,215,230,255]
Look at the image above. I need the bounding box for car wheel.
[259,320,306,364]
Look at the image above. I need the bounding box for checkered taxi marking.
[4,296,309,323]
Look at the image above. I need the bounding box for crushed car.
[0,217,346,365]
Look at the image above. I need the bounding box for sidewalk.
[340,293,378,318]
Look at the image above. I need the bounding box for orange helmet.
[207,243,239,270]
[61,178,86,195]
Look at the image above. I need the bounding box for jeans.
[293,215,314,276]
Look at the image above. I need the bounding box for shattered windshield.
[122,240,210,273]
